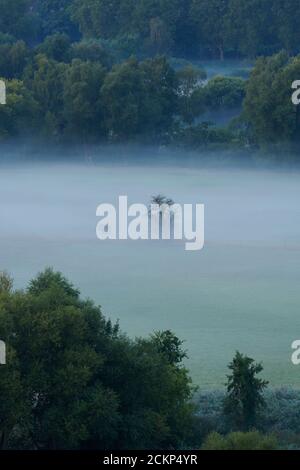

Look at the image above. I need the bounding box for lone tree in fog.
[223,351,268,430]
[149,195,175,217]
[150,195,174,208]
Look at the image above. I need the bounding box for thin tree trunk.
[0,429,8,450]
[219,45,224,61]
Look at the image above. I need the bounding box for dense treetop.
[0,0,299,155]
[3,0,300,59]
[0,268,196,449]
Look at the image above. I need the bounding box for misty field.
[1,152,300,387]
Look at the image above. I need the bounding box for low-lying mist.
[1,146,300,388]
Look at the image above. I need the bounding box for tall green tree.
[63,59,106,140]
[101,56,177,140]
[139,56,178,136]
[23,54,67,136]
[176,65,206,124]
[191,0,230,60]
[131,0,184,55]
[100,57,143,139]
[223,351,268,430]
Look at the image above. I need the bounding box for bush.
[201,431,278,450]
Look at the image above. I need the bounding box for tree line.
[0,45,299,153]
[0,45,245,145]
[0,1,300,156]
[2,0,300,59]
